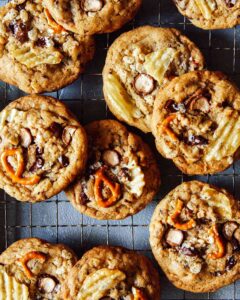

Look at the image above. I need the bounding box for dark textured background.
[0,0,240,299]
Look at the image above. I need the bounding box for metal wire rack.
[0,0,240,299]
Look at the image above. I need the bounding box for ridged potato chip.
[201,187,233,220]
[77,268,126,300]
[194,0,216,19]
[0,265,29,300]
[105,73,143,120]
[7,43,63,68]
[144,48,177,85]
[205,110,240,161]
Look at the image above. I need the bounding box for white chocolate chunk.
[0,265,30,300]
[105,73,143,120]
[144,48,177,85]
[194,0,216,19]
[77,268,126,300]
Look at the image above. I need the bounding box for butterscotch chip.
[152,70,240,175]
[103,26,204,133]
[62,246,160,299]
[0,238,77,299]
[66,119,160,220]
[174,0,240,29]
[0,95,87,202]
[42,0,142,35]
[150,180,240,293]
[0,0,95,93]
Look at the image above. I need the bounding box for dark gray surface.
[0,0,240,299]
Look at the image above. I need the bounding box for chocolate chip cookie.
[0,0,95,94]
[152,70,240,175]
[103,26,204,133]
[174,0,240,29]
[43,0,142,35]
[66,119,160,220]
[0,95,87,202]
[62,245,161,299]
[0,238,77,299]
[150,180,240,293]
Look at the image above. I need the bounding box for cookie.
[152,70,240,175]
[42,0,142,35]
[62,245,161,299]
[174,0,240,30]
[0,95,87,202]
[0,238,77,299]
[66,119,160,220]
[150,180,240,293]
[103,26,204,133]
[0,0,95,94]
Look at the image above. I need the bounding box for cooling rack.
[0,0,240,299]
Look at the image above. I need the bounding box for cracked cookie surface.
[62,245,161,300]
[152,70,240,175]
[0,238,77,300]
[66,119,160,220]
[174,0,240,29]
[0,95,87,202]
[150,180,240,293]
[0,0,95,93]
[43,0,142,35]
[103,26,204,133]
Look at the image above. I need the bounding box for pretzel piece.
[208,225,225,259]
[45,9,66,34]
[161,114,178,141]
[18,251,47,279]
[94,167,121,208]
[1,148,40,185]
[169,199,196,230]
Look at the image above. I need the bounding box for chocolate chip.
[222,100,232,108]
[180,247,198,257]
[58,155,69,167]
[231,238,240,252]
[49,122,63,138]
[185,135,208,146]
[165,100,186,113]
[225,0,236,7]
[226,256,237,271]
[16,3,26,11]
[213,270,224,277]
[119,168,131,181]
[80,191,89,205]
[36,147,43,156]
[30,157,44,172]
[35,37,47,48]
[9,21,29,43]
[197,218,209,225]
